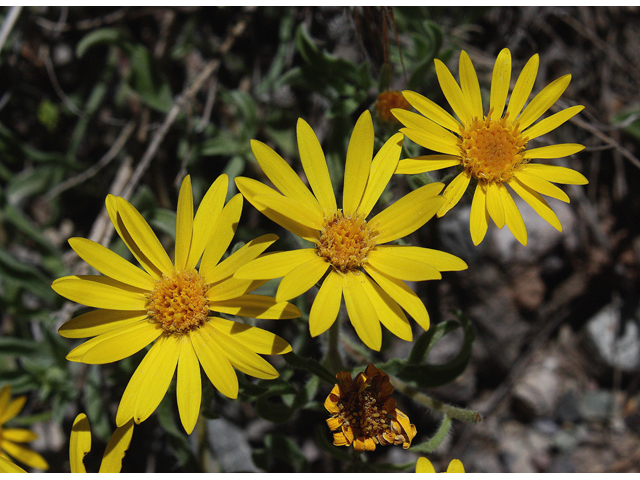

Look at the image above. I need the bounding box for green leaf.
[253,433,309,472]
[283,352,336,385]
[76,28,127,58]
[0,337,41,356]
[127,44,174,113]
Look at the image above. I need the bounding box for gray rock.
[207,417,260,472]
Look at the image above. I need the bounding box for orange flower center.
[316,211,377,273]
[337,387,393,442]
[459,113,528,183]
[147,270,209,335]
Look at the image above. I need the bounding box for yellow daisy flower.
[324,364,416,451]
[70,413,134,473]
[0,385,48,471]
[393,48,588,246]
[416,457,465,473]
[52,175,300,434]
[234,111,467,351]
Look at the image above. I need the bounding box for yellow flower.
[235,111,467,351]
[70,413,134,473]
[376,90,412,126]
[0,385,48,471]
[416,457,465,473]
[393,48,588,246]
[324,364,416,451]
[53,175,300,434]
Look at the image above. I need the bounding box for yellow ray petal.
[203,323,278,380]
[508,178,562,230]
[522,163,588,185]
[373,245,467,272]
[523,143,585,160]
[235,177,320,242]
[358,133,403,218]
[497,182,527,245]
[207,278,266,302]
[68,237,155,291]
[485,181,506,228]
[1,440,49,470]
[2,428,38,443]
[174,175,194,271]
[190,327,238,399]
[521,105,583,141]
[401,90,460,132]
[393,109,462,155]
[98,418,134,473]
[459,50,483,120]
[309,270,343,337]
[416,457,436,473]
[0,396,26,424]
[434,58,472,125]
[360,274,412,342]
[115,197,174,277]
[67,321,162,364]
[58,309,147,339]
[186,174,228,270]
[276,254,329,302]
[203,233,278,285]
[395,156,461,174]
[367,248,441,282]
[489,48,511,121]
[0,385,10,413]
[515,170,570,202]
[209,294,301,319]
[51,276,147,311]
[437,169,471,217]
[470,182,489,246]
[176,336,201,434]
[0,456,26,473]
[517,74,572,131]
[343,273,382,351]
[250,139,322,214]
[252,193,324,230]
[506,53,539,120]
[447,459,466,473]
[133,334,179,424]
[297,118,337,215]
[343,111,374,215]
[234,248,318,280]
[208,317,291,355]
[70,413,90,473]
[198,194,243,278]
[371,182,445,244]
[363,265,429,331]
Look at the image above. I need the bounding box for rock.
[577,390,613,422]
[207,417,260,472]
[512,356,562,420]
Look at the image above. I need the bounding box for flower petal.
[70,414,90,473]
[522,163,588,185]
[416,457,436,473]
[68,237,155,291]
[0,385,9,413]
[174,175,194,271]
[370,182,445,244]
[437,169,471,217]
[393,109,461,155]
[358,133,403,218]
[523,143,585,160]
[508,178,562,230]
[276,254,329,302]
[373,245,467,272]
[400,90,460,132]
[198,193,243,278]
[367,248,441,282]
[515,170,570,202]
[51,276,147,311]
[522,105,583,141]
[203,233,278,285]
[297,118,337,215]
[67,321,162,364]
[360,274,412,342]
[252,193,324,230]
[506,53,539,120]
[498,182,527,245]
[343,273,382,351]
[517,74,572,131]
[59,309,147,339]
[2,429,38,443]
[190,326,238,399]
[343,111,374,215]
[98,419,134,473]
[434,58,472,125]
[0,396,26,424]
[309,270,343,337]
[447,459,466,473]
[489,48,511,121]
[209,295,301,319]
[207,278,267,302]
[0,456,26,473]
[395,156,461,174]
[187,174,228,270]
[1,440,48,470]
[485,181,506,228]
[250,139,323,216]
[235,177,320,242]
[235,248,318,280]
[459,50,483,120]
[208,317,291,355]
[470,182,489,246]
[176,336,201,435]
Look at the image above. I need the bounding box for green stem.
[322,313,344,375]
[392,376,482,424]
[410,415,452,453]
